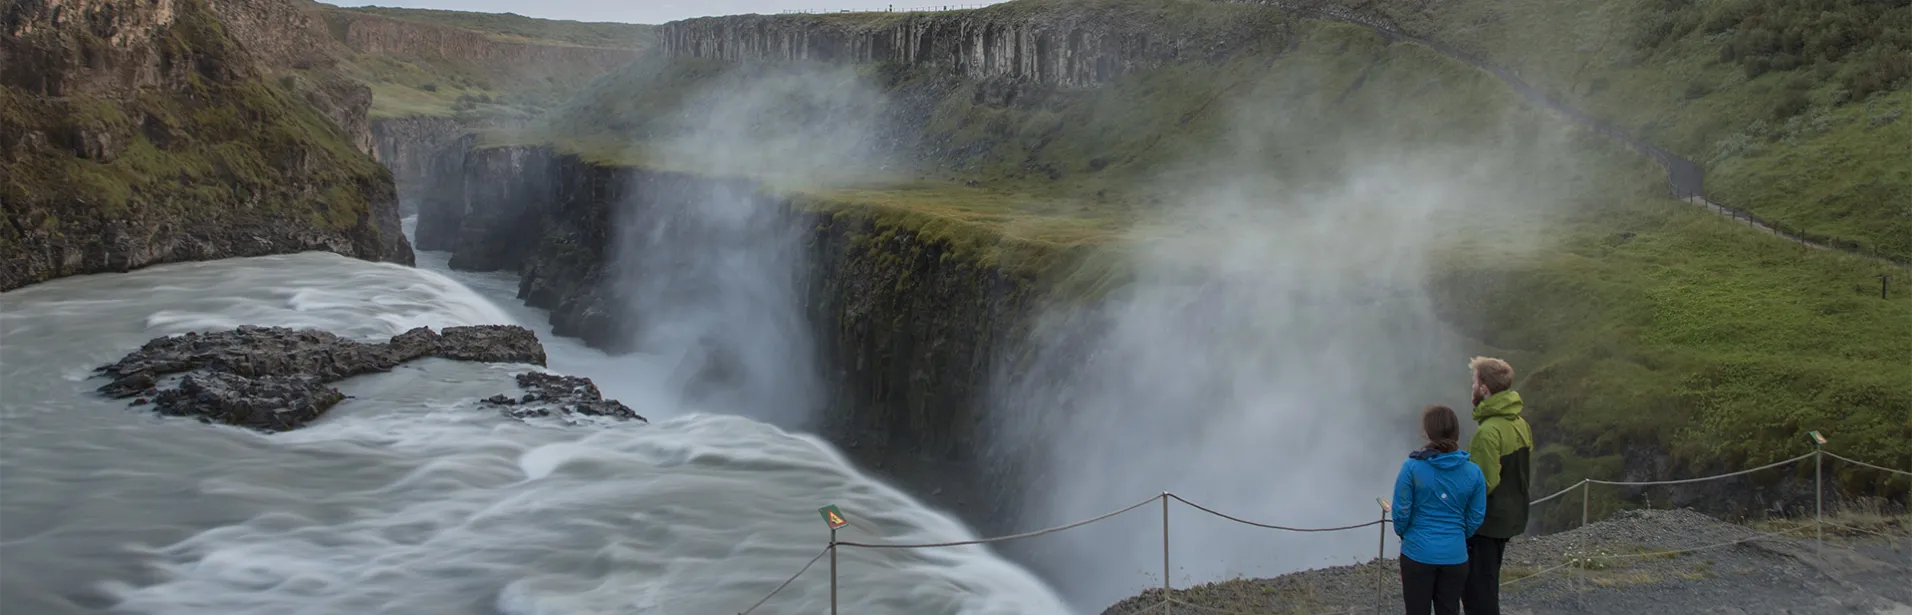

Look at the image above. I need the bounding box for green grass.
[311,5,645,119]
[1303,0,1912,261]
[325,5,654,48]
[509,0,1912,493]
[336,48,606,119]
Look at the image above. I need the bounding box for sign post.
[819,505,849,615]
[1375,497,1389,614]
[1807,432,1826,551]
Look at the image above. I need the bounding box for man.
[1461,356,1532,615]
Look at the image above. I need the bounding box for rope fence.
[739,441,1909,614]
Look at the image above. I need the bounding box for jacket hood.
[1409,448,1472,469]
[1473,390,1524,422]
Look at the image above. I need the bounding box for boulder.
[482,372,647,423]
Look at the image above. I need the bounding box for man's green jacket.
[1469,390,1533,539]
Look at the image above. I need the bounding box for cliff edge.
[0,0,414,291]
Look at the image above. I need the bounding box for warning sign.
[1808,431,1827,445]
[819,504,849,530]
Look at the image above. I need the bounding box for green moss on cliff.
[1,0,394,276]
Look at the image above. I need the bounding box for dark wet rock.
[96,324,549,432]
[152,372,345,433]
[481,372,646,423]
[435,325,547,365]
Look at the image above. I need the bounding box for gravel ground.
[1101,509,1910,615]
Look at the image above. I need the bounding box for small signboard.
[819,504,849,530]
[1808,431,1827,446]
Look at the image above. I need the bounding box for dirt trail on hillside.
[1102,509,1911,615]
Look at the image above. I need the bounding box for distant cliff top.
[324,4,655,50]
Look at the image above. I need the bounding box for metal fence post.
[1815,446,1824,553]
[1577,479,1590,610]
[1161,493,1172,615]
[830,529,839,615]
[1375,506,1387,614]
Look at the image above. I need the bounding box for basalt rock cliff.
[658,6,1276,88]
[0,0,413,291]
[417,143,1041,464]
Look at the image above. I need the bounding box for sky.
[331,1,1002,25]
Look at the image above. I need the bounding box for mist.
[985,98,1561,609]
[602,62,888,429]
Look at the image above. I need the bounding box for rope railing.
[1824,451,1912,477]
[1168,493,1388,533]
[1583,452,1817,487]
[739,442,1908,614]
[735,546,832,615]
[834,493,1162,549]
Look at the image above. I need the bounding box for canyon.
[4,0,1903,578]
[392,0,1909,540]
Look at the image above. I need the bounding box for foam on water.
[0,251,1069,615]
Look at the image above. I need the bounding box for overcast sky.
[334,1,1001,25]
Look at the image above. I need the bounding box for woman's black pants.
[1400,555,1469,615]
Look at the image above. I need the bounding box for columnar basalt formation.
[657,8,1276,88]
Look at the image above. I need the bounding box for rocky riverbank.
[94,324,639,431]
[1102,508,1912,615]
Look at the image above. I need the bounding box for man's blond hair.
[1470,356,1515,394]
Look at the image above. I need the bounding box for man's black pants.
[1400,555,1468,615]
[1461,535,1509,615]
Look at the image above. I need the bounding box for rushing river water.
[0,227,1070,614]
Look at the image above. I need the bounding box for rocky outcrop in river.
[95,324,638,431]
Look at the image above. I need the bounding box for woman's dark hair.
[1422,404,1461,453]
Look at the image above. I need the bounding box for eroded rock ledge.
[94,324,639,431]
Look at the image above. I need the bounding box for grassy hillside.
[510,0,1911,507]
[308,3,647,119]
[328,5,654,48]
[1313,0,1911,262]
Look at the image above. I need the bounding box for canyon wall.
[416,144,1042,463]
[0,0,413,291]
[205,0,378,155]
[371,116,498,214]
[657,5,1280,88]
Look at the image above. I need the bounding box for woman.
[1391,404,1487,615]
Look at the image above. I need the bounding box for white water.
[0,235,1070,614]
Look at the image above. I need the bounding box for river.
[0,220,1071,614]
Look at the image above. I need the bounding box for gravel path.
[1102,509,1910,615]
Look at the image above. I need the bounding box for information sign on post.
[819,504,849,530]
